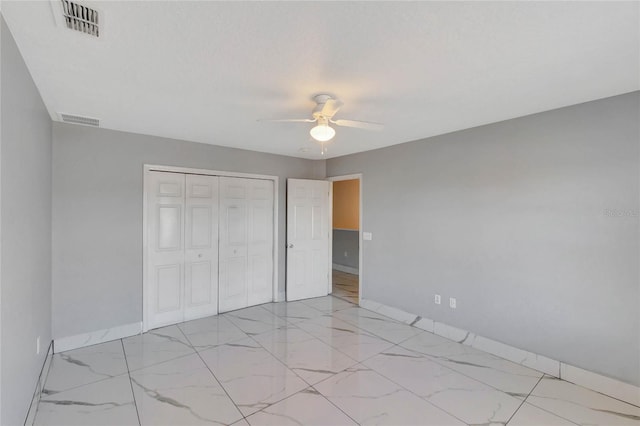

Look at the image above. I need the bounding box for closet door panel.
[184,175,219,320]
[248,179,274,306]
[156,264,182,312]
[186,261,212,304]
[219,177,249,312]
[147,171,186,329]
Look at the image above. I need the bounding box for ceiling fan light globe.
[310,124,335,142]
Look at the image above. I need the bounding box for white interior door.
[147,171,186,329]
[286,179,330,301]
[184,174,219,320]
[247,179,274,306]
[219,177,249,312]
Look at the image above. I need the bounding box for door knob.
[287,243,294,248]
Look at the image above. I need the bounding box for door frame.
[142,164,279,332]
[327,173,363,305]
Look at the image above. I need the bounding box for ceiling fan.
[259,94,383,143]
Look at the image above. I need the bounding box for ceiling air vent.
[60,0,99,37]
[60,113,100,127]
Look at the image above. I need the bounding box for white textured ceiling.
[2,1,639,159]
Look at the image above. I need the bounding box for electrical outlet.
[363,232,372,241]
[36,336,41,355]
[434,294,441,305]
[449,297,457,309]
[344,251,348,258]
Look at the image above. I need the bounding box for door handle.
[287,243,294,248]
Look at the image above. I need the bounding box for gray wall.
[327,92,640,386]
[52,123,325,340]
[1,17,53,425]
[333,230,359,271]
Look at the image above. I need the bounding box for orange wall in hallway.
[333,179,359,230]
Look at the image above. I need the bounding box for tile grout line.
[174,323,248,424]
[504,374,545,425]
[223,331,314,421]
[331,293,359,304]
[245,325,341,388]
[540,370,640,410]
[370,301,640,412]
[356,300,590,401]
[331,301,423,337]
[311,387,363,426]
[352,354,472,426]
[303,296,409,348]
[238,308,367,423]
[415,351,543,401]
[393,335,550,402]
[266,296,422,367]
[122,324,201,373]
[35,370,132,398]
[33,342,135,397]
[334,317,419,348]
[249,304,402,425]
[285,320,376,367]
[307,363,401,426]
[290,308,545,425]
[511,376,582,426]
[355,343,572,426]
[120,338,142,426]
[24,341,53,426]
[235,318,366,426]
[258,384,364,426]
[263,301,375,365]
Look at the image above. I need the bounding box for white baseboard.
[359,298,639,407]
[560,363,640,408]
[25,341,54,425]
[332,263,359,275]
[360,299,416,324]
[54,322,142,353]
[413,317,435,333]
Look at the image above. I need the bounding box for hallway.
[332,270,359,303]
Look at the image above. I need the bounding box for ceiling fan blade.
[258,118,316,123]
[321,99,344,118]
[332,119,384,131]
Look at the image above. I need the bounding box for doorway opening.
[330,176,361,304]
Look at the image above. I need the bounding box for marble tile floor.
[332,270,359,303]
[33,296,640,426]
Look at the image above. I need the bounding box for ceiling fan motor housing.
[312,94,335,119]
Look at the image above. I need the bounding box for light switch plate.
[363,232,372,241]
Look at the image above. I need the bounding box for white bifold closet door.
[219,177,274,312]
[147,171,219,330]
